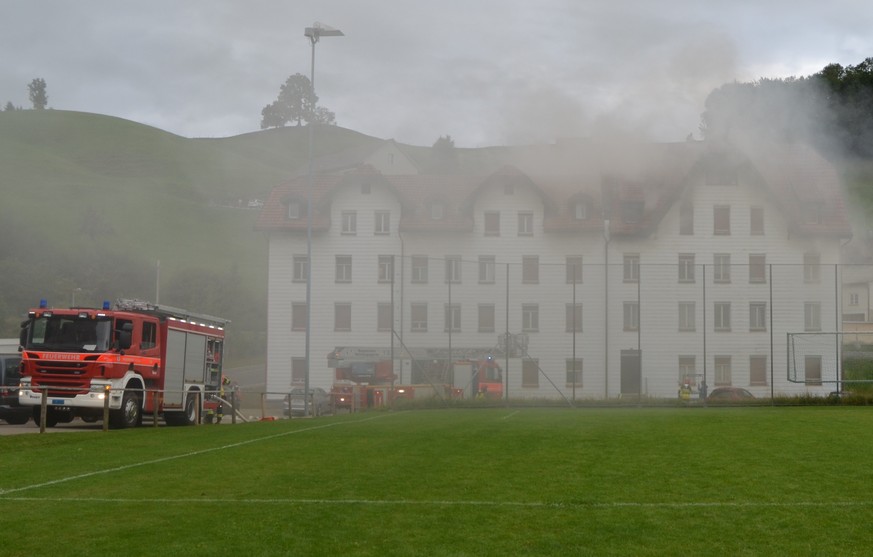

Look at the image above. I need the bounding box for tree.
[4,101,17,111]
[699,57,873,158]
[428,135,460,174]
[28,78,48,110]
[259,73,336,129]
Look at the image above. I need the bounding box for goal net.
[788,331,873,386]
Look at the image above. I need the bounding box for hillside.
[0,109,385,361]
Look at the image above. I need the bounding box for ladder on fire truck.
[114,298,229,328]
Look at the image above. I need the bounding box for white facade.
[259,141,851,400]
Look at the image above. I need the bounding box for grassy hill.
[0,109,384,361]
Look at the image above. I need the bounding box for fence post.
[39,388,47,434]
[231,390,237,425]
[153,390,159,427]
[102,386,110,432]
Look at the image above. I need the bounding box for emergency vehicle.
[18,298,227,428]
[327,346,502,410]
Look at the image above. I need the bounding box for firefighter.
[215,375,232,424]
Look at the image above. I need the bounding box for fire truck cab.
[18,298,227,428]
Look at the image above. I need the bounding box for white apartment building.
[256,140,851,400]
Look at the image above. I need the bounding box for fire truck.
[327,346,500,410]
[18,298,227,428]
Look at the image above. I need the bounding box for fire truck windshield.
[26,315,113,353]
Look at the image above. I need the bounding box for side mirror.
[19,321,28,349]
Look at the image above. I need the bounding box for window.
[411,256,428,284]
[141,322,157,350]
[850,293,860,306]
[375,211,390,235]
[430,202,445,220]
[335,255,352,283]
[361,182,371,194]
[377,303,392,332]
[575,202,587,220]
[378,255,394,283]
[411,303,427,332]
[522,359,539,388]
[566,256,583,284]
[804,302,821,331]
[714,254,731,283]
[805,355,822,385]
[623,302,639,331]
[566,359,583,386]
[623,254,640,283]
[679,356,696,384]
[749,302,767,331]
[445,256,461,283]
[566,304,583,332]
[804,253,820,284]
[679,201,693,235]
[518,212,534,236]
[293,256,308,282]
[522,304,539,332]
[750,207,764,235]
[678,254,695,283]
[750,355,767,386]
[341,211,357,235]
[479,256,496,284]
[444,304,461,332]
[522,256,539,284]
[484,211,500,236]
[749,254,766,284]
[714,205,730,235]
[292,358,306,385]
[678,302,695,332]
[291,303,308,331]
[714,302,731,331]
[714,355,732,386]
[287,202,301,220]
[334,303,351,332]
[478,304,495,333]
[504,183,515,195]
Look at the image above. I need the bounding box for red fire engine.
[18,298,227,428]
[327,346,497,411]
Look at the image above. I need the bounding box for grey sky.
[2,0,871,146]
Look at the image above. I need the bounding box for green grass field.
[2,407,873,556]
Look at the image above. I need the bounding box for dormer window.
[574,202,587,220]
[287,201,301,220]
[504,183,514,195]
[430,202,445,220]
[361,183,371,194]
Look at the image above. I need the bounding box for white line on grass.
[501,410,520,420]
[0,413,393,496]
[1,496,872,510]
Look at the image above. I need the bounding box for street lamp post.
[303,22,343,417]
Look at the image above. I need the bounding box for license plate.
[52,399,65,405]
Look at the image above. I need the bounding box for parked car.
[284,387,330,417]
[0,353,30,424]
[707,387,755,402]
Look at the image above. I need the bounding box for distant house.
[256,140,852,400]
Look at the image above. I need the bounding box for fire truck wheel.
[33,406,58,428]
[4,414,29,425]
[109,390,142,429]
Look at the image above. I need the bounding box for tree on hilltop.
[260,73,337,129]
[28,78,48,110]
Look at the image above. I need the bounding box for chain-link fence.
[287,256,857,403]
